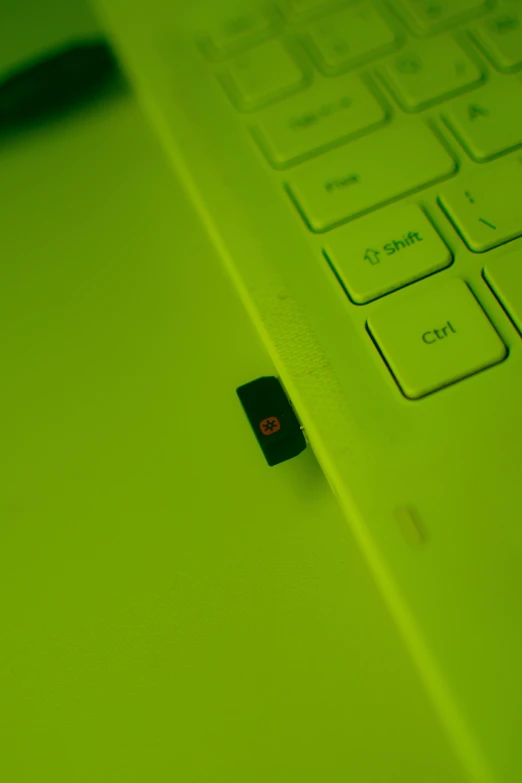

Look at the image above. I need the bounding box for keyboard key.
[438,157,522,251]
[199,6,277,59]
[396,0,491,35]
[442,74,522,161]
[471,7,522,71]
[286,122,457,232]
[367,278,506,398]
[323,204,452,303]
[222,40,308,111]
[379,36,483,112]
[252,73,387,167]
[283,0,344,19]
[484,249,522,334]
[304,1,398,74]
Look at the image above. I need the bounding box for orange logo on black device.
[260,417,281,435]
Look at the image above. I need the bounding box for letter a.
[468,104,489,121]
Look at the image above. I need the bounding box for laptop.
[91,1,522,780]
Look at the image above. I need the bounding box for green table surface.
[0,3,468,781]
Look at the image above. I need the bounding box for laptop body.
[91,2,522,780]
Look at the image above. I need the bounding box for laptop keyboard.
[199,0,522,398]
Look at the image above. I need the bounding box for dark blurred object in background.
[0,0,119,130]
[0,41,118,128]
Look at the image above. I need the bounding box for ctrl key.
[236,376,307,466]
[367,279,506,399]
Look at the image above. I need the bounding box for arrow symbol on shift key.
[364,248,381,265]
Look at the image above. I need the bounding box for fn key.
[236,376,307,466]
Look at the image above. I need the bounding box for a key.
[379,36,483,112]
[442,74,522,161]
[199,6,276,59]
[252,73,387,167]
[484,249,522,334]
[438,155,522,251]
[286,122,457,232]
[367,278,506,398]
[396,0,491,36]
[284,0,343,19]
[323,204,452,304]
[304,1,399,74]
[471,6,522,71]
[221,39,308,111]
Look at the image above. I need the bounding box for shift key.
[286,122,457,232]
